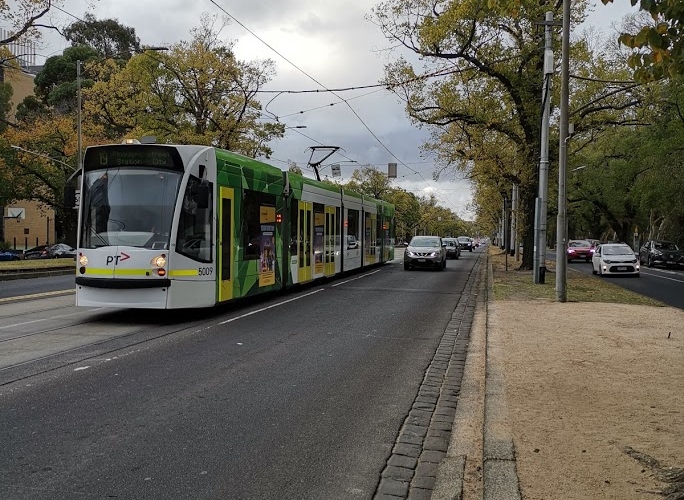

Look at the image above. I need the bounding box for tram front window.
[80,168,182,249]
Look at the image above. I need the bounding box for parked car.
[592,243,640,277]
[404,235,447,271]
[567,240,593,262]
[23,244,52,259]
[639,240,683,269]
[457,236,473,252]
[24,243,76,260]
[49,243,77,259]
[442,237,461,259]
[0,249,22,261]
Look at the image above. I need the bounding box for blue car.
[0,250,21,261]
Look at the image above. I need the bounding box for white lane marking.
[640,271,684,284]
[0,289,75,303]
[0,308,104,330]
[331,269,382,287]
[217,289,324,325]
[74,366,89,371]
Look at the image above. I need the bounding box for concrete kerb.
[431,253,521,500]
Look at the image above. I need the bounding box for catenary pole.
[555,0,571,302]
[534,11,555,284]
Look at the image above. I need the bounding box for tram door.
[219,187,234,302]
[298,201,313,282]
[324,206,337,276]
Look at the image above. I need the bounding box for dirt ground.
[489,300,684,500]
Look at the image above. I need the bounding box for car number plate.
[667,261,675,264]
[417,259,426,262]
[617,266,627,271]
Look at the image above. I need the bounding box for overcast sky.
[31,0,638,220]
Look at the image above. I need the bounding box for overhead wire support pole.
[534,11,561,284]
[556,0,571,302]
[306,146,341,181]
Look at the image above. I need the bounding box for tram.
[72,141,395,308]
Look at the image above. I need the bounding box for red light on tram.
[344,220,349,227]
[276,214,282,223]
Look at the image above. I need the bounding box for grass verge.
[0,258,75,271]
[489,247,664,306]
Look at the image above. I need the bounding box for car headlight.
[653,250,663,256]
[429,252,437,257]
[603,259,612,264]
[631,259,637,264]
[151,255,167,267]
[406,251,415,257]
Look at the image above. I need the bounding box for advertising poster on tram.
[259,206,276,287]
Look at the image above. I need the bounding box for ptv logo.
[106,252,130,265]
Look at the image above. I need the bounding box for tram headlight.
[78,254,88,266]
[151,255,167,268]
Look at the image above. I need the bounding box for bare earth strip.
[490,301,684,500]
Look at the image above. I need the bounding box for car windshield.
[444,240,456,247]
[457,237,470,242]
[603,245,634,256]
[410,237,440,247]
[569,240,590,248]
[654,241,678,251]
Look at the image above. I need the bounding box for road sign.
[388,163,397,178]
[331,164,341,177]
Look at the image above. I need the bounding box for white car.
[591,243,640,277]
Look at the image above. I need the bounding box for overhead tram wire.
[208,0,462,214]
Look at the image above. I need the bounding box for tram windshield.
[80,168,182,249]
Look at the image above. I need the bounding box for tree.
[344,165,393,199]
[371,0,645,269]
[33,45,100,112]
[0,80,12,133]
[64,13,141,60]
[0,1,64,58]
[600,0,684,81]
[84,14,284,156]
[385,189,421,242]
[1,115,108,242]
[287,161,303,174]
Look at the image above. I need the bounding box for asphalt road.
[0,274,75,300]
[0,249,483,500]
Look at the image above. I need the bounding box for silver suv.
[404,236,447,271]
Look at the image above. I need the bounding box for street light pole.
[555,0,571,303]
[77,59,82,171]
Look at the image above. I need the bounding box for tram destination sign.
[83,145,184,172]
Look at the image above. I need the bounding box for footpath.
[431,254,684,500]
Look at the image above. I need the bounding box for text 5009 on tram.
[71,141,395,309]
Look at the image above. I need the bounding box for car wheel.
[404,263,410,270]
[647,255,653,268]
[567,258,572,263]
[442,259,446,269]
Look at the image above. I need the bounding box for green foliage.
[84,14,284,156]
[64,13,141,59]
[0,81,12,132]
[15,95,50,124]
[602,0,684,81]
[33,45,99,111]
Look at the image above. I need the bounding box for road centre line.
[331,269,382,287]
[216,289,324,325]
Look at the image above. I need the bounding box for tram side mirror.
[197,182,210,209]
[64,185,76,209]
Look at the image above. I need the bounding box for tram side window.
[347,209,359,249]
[242,190,276,261]
[176,176,213,263]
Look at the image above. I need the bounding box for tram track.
[0,313,222,387]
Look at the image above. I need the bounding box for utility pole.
[555,0,571,302]
[534,11,560,284]
[77,60,82,172]
[511,183,518,259]
[305,146,340,181]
